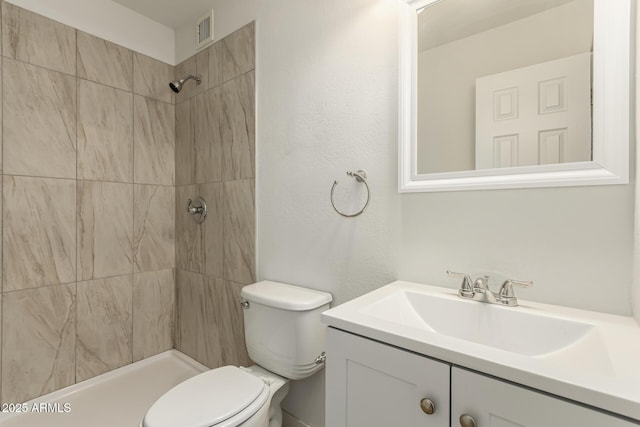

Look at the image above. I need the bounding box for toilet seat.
[142,366,269,427]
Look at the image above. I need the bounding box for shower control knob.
[420,398,436,415]
[460,414,477,427]
[186,197,207,224]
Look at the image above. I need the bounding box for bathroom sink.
[321,281,640,420]
[359,288,597,357]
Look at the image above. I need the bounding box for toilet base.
[239,365,290,427]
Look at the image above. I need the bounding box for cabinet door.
[326,328,450,427]
[452,367,639,427]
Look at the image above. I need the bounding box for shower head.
[169,74,202,93]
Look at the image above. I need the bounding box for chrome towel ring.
[330,170,370,218]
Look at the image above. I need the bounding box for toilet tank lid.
[241,281,333,311]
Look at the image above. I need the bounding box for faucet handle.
[447,270,474,298]
[498,279,533,305]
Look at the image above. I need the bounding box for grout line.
[173,79,179,352]
[0,172,175,187]
[0,54,76,79]
[131,63,136,364]
[74,27,79,387]
[1,280,77,295]
[2,174,76,182]
[0,269,174,297]
[1,7,4,401]
[1,55,174,107]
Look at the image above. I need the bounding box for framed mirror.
[398,0,631,192]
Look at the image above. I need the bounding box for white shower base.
[0,350,207,427]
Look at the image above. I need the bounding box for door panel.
[476,53,591,169]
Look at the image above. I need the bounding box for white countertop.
[321,281,640,422]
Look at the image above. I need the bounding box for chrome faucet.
[447,270,532,307]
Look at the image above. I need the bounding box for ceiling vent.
[196,10,214,50]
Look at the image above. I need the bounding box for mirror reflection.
[417,0,594,174]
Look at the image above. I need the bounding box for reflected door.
[475,53,592,169]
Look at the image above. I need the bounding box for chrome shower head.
[169,74,202,93]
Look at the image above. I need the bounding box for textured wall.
[174,22,256,370]
[634,4,640,325]
[0,2,176,403]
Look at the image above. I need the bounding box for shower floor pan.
[0,350,207,427]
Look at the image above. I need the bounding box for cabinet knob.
[419,398,436,415]
[459,414,477,427]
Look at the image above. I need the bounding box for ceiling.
[418,0,585,51]
[112,0,214,28]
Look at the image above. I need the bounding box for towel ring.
[331,170,370,218]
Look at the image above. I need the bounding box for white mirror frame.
[398,0,631,192]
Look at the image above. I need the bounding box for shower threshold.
[0,350,207,427]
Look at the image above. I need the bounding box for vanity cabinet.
[326,328,639,427]
[325,328,450,427]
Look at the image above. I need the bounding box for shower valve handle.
[186,197,207,223]
[187,199,203,214]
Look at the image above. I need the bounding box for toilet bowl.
[140,281,332,427]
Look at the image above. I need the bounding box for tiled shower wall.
[174,22,256,369]
[0,2,176,403]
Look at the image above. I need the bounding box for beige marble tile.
[2,2,76,75]
[78,80,133,182]
[223,180,256,284]
[4,176,76,292]
[134,95,175,185]
[134,185,175,272]
[175,99,196,186]
[133,269,175,362]
[3,58,76,179]
[195,48,209,95]
[221,71,255,181]
[174,269,252,369]
[76,275,133,382]
[174,56,197,103]
[2,284,76,403]
[0,186,2,289]
[133,53,174,104]
[225,280,252,366]
[207,277,232,368]
[194,89,223,183]
[222,22,255,83]
[175,273,249,369]
[77,181,133,281]
[201,182,223,278]
[175,185,205,273]
[77,31,133,90]
[175,269,206,364]
[0,56,3,173]
[209,279,251,367]
[207,40,223,89]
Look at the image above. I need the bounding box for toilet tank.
[240,281,333,380]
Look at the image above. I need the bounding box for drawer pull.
[460,414,477,427]
[420,398,436,415]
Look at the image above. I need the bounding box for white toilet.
[140,281,333,427]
